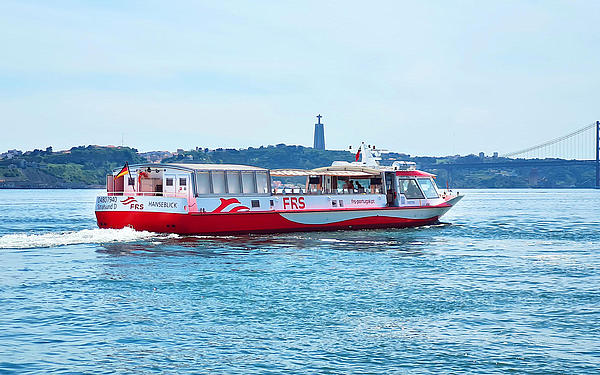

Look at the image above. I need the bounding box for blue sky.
[1,0,599,156]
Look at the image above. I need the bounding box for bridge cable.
[503,122,596,158]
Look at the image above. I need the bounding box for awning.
[270,169,312,177]
[311,165,382,176]
[270,169,381,177]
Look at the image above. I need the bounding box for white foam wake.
[0,227,163,249]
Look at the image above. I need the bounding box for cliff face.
[0,144,595,188]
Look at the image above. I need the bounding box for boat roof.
[271,165,383,177]
[170,163,267,171]
[120,163,434,177]
[125,163,268,172]
[396,170,436,177]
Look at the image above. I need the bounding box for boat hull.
[96,205,454,235]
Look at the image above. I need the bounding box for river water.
[0,189,598,374]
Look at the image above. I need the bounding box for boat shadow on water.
[96,223,452,258]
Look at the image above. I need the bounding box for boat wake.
[0,227,169,250]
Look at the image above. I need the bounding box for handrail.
[107,191,188,198]
[271,188,385,195]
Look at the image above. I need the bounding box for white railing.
[107,191,189,198]
[272,187,385,195]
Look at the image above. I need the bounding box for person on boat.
[355,181,365,193]
[370,182,378,194]
[343,179,354,192]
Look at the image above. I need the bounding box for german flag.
[115,162,130,179]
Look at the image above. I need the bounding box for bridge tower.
[596,121,599,188]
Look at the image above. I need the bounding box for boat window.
[196,171,210,195]
[128,177,135,186]
[226,171,241,194]
[241,172,256,193]
[417,178,439,199]
[337,177,382,194]
[398,179,425,199]
[166,178,174,187]
[352,179,369,193]
[211,172,226,194]
[256,172,269,194]
[179,178,187,186]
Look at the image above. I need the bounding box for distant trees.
[0,144,595,188]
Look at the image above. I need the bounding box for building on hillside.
[140,151,175,163]
[313,114,325,150]
[0,149,23,160]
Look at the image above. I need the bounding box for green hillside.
[162,144,354,170]
[0,144,596,188]
[0,146,145,188]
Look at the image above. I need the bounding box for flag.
[355,149,361,162]
[115,162,130,179]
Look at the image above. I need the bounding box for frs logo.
[282,197,305,210]
[120,197,144,210]
[212,198,250,213]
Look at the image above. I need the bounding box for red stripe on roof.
[395,170,436,177]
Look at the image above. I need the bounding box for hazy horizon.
[2,1,599,157]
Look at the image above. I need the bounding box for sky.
[1,0,599,156]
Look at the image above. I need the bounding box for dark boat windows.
[417,178,439,199]
[398,179,425,199]
[166,178,174,187]
[334,177,383,194]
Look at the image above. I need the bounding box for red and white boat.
[95,143,462,234]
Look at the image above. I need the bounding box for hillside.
[0,146,145,188]
[0,144,596,188]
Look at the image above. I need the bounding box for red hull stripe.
[96,211,440,235]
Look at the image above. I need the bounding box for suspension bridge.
[419,121,600,188]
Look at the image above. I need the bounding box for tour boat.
[95,144,462,234]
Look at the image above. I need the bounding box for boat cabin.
[106,159,443,211]
[106,163,271,199]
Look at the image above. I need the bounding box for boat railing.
[107,191,188,198]
[271,187,385,195]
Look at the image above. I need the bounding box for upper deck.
[101,140,451,214]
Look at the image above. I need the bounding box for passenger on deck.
[343,179,354,192]
[355,181,365,193]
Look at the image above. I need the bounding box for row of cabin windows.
[195,171,269,195]
[128,177,186,187]
[164,178,186,187]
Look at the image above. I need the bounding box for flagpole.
[126,162,134,193]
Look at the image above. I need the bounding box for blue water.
[0,189,598,374]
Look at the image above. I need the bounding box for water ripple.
[0,189,598,373]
